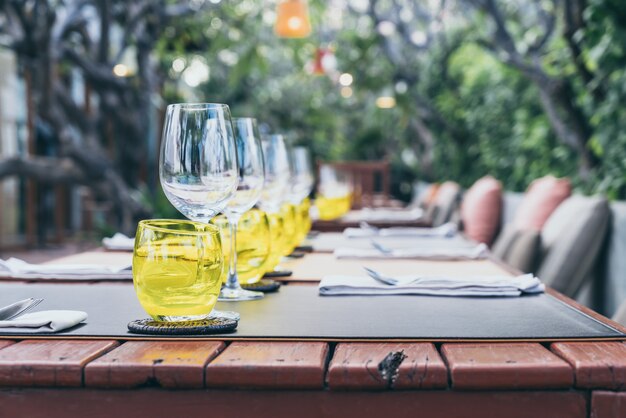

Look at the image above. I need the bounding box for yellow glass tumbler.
[262,211,286,273]
[294,197,312,245]
[132,219,223,321]
[280,203,298,256]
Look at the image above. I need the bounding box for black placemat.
[0,283,622,341]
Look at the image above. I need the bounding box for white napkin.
[342,207,424,223]
[334,243,489,260]
[102,233,135,251]
[319,274,545,297]
[344,222,458,238]
[0,258,132,280]
[0,310,87,333]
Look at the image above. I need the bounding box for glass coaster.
[128,317,238,335]
[241,278,281,293]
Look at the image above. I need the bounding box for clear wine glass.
[258,134,291,271]
[159,103,240,320]
[258,134,290,213]
[289,146,315,244]
[219,117,266,301]
[289,146,315,204]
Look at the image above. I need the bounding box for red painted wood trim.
[0,389,587,418]
[551,342,626,389]
[442,343,574,390]
[327,343,447,390]
[591,391,626,418]
[205,341,328,389]
[0,340,118,387]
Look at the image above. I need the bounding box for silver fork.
[0,298,44,321]
[363,267,398,285]
[371,240,394,255]
[359,221,379,232]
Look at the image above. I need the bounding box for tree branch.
[0,156,85,184]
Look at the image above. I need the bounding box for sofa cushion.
[506,229,541,273]
[537,195,610,297]
[492,224,541,273]
[427,181,461,227]
[460,176,502,245]
[514,176,571,231]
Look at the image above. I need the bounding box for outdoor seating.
[492,176,573,273]
[537,196,611,298]
[600,201,626,317]
[1,1,626,417]
[459,176,502,245]
[425,181,462,227]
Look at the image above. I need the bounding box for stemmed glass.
[219,117,266,301]
[289,146,315,243]
[258,134,291,270]
[159,103,239,319]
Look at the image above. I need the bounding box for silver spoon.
[0,298,44,321]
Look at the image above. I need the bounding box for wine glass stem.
[226,216,241,291]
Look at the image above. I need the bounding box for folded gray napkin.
[0,258,132,280]
[319,273,545,297]
[334,243,489,260]
[0,310,87,333]
[344,222,458,238]
[102,233,135,251]
[342,207,424,223]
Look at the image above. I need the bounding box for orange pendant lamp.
[274,0,312,38]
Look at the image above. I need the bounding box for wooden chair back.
[317,160,391,209]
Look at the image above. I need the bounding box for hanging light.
[275,0,312,38]
[307,46,338,76]
[311,48,326,75]
[376,96,396,109]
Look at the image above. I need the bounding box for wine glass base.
[218,287,264,301]
[208,310,241,321]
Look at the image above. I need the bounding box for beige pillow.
[538,196,610,297]
[492,225,541,274]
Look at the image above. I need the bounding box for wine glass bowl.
[289,146,315,205]
[258,134,290,214]
[288,146,315,245]
[160,103,238,223]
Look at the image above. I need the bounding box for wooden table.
[0,252,625,417]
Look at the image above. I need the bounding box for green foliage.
[153,1,626,202]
